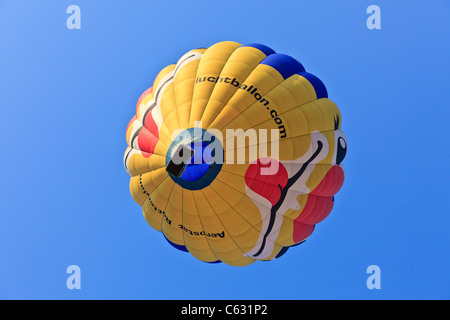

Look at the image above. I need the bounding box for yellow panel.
[200,46,269,128]
[200,186,259,253]
[158,82,179,136]
[142,197,163,232]
[173,50,205,129]
[192,188,255,266]
[141,177,175,235]
[129,168,170,206]
[189,41,242,127]
[180,189,219,262]
[126,152,166,177]
[161,184,184,246]
[209,64,285,131]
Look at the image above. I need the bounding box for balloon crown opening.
[166,128,223,190]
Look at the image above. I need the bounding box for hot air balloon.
[124,41,347,266]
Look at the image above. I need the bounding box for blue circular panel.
[166,128,223,190]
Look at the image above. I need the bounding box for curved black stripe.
[252,140,323,258]
[174,54,196,75]
[142,101,156,125]
[142,75,172,123]
[124,148,133,171]
[130,126,143,149]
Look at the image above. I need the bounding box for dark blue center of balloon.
[179,141,212,182]
[166,128,223,190]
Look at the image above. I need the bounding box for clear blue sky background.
[0,0,449,299]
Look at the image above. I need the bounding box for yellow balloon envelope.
[124,41,347,266]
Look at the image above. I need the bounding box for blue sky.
[0,0,449,299]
